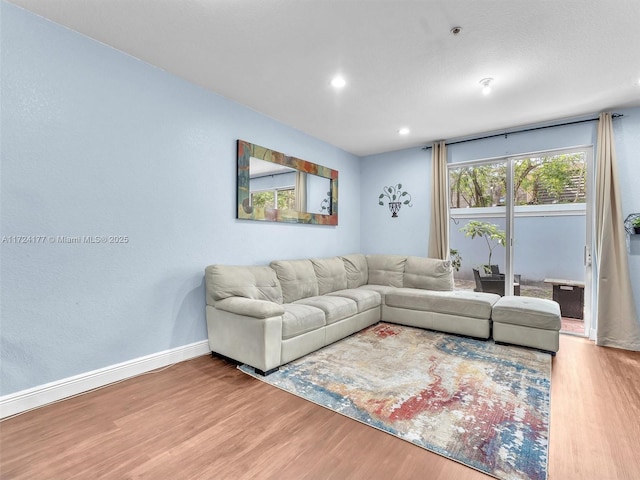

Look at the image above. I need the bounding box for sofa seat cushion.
[385,288,500,319]
[341,254,368,288]
[326,289,381,313]
[366,255,407,287]
[492,296,561,330]
[270,259,319,303]
[293,295,358,325]
[311,257,348,295]
[356,284,397,303]
[281,304,326,340]
[403,256,453,291]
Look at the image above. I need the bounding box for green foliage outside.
[449,248,462,272]
[251,191,275,209]
[460,220,506,270]
[449,153,586,208]
[277,189,296,210]
[251,188,296,210]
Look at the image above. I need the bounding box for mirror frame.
[237,140,339,225]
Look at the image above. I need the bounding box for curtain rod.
[422,113,623,150]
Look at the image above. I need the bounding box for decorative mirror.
[237,140,338,225]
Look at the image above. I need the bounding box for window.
[449,152,586,212]
[250,187,296,210]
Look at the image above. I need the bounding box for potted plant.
[633,217,640,234]
[449,248,462,272]
[459,220,506,273]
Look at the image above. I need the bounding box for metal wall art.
[378,183,412,217]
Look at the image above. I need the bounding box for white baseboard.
[0,340,210,419]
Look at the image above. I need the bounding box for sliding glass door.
[511,149,592,336]
[448,160,509,295]
[449,147,592,336]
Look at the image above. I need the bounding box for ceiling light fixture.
[479,78,493,95]
[398,127,410,135]
[331,75,346,89]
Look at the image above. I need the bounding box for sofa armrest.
[215,297,284,319]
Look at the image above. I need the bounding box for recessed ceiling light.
[331,75,346,89]
[398,127,410,135]
[479,78,493,95]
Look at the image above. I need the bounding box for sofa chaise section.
[360,255,499,339]
[384,289,499,338]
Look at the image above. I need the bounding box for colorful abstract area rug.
[239,323,551,480]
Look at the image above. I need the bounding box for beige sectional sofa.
[205,254,501,374]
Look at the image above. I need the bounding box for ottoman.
[492,296,561,354]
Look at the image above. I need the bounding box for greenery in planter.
[633,217,640,233]
[460,220,506,272]
[449,248,462,272]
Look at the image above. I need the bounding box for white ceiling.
[7,0,640,156]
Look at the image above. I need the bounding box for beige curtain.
[294,172,307,212]
[595,113,640,350]
[428,141,449,259]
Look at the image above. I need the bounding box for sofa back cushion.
[403,256,454,291]
[341,254,368,288]
[311,257,348,295]
[366,254,407,287]
[270,259,320,303]
[205,265,283,305]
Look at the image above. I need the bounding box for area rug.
[239,323,551,480]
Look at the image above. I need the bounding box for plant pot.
[388,202,401,217]
[634,226,640,234]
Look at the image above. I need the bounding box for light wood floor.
[1,334,639,480]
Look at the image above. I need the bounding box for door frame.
[448,144,594,336]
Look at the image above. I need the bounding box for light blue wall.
[361,108,639,319]
[450,215,586,282]
[2,1,638,398]
[307,173,331,214]
[0,3,360,395]
[446,121,597,284]
[359,147,430,255]
[448,111,639,319]
[614,107,640,319]
[447,119,597,164]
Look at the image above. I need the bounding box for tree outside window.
[251,188,296,210]
[449,153,586,209]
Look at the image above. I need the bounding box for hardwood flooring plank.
[549,336,640,480]
[1,335,639,479]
